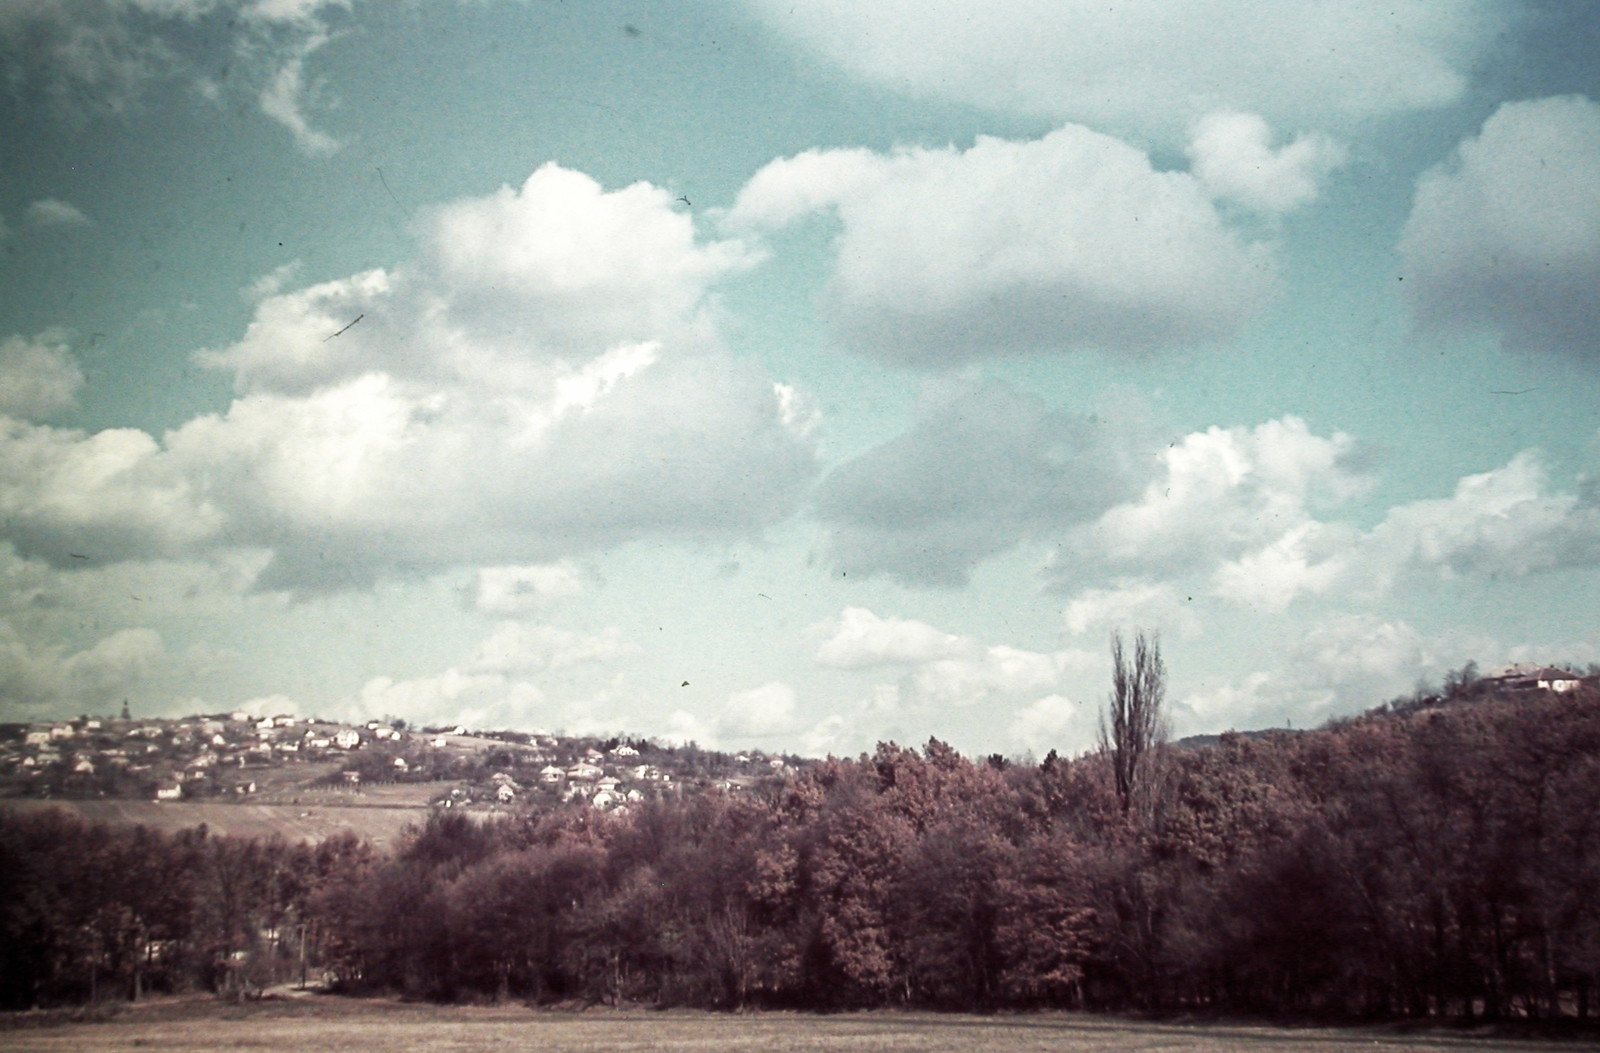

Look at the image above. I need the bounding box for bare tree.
[1100,630,1168,816]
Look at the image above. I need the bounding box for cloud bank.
[742,0,1500,139]
[1401,95,1600,356]
[0,164,818,589]
[728,120,1340,364]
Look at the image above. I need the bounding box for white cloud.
[1210,447,1600,608]
[1054,416,1369,592]
[662,708,718,748]
[1187,111,1346,215]
[1008,694,1090,756]
[25,199,91,228]
[1364,450,1600,583]
[475,562,584,614]
[0,623,167,716]
[256,28,339,155]
[0,330,84,419]
[228,693,298,718]
[728,126,1280,364]
[718,680,799,739]
[815,382,1151,585]
[467,621,633,674]
[1401,95,1600,356]
[814,606,965,668]
[1176,615,1489,733]
[912,644,1088,709]
[354,668,525,728]
[1062,580,1203,640]
[0,164,816,587]
[742,0,1500,140]
[341,617,633,730]
[814,606,1098,710]
[1060,418,1600,611]
[0,416,221,566]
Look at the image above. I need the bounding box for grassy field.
[1,996,1593,1053]
[0,798,429,847]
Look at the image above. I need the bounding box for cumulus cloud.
[718,681,799,739]
[1061,580,1203,640]
[1052,416,1370,596]
[742,0,1500,140]
[727,126,1284,364]
[814,607,1097,710]
[467,621,633,674]
[341,617,635,730]
[814,606,967,668]
[25,199,91,228]
[354,668,536,730]
[1362,451,1600,584]
[1400,95,1600,356]
[0,330,84,419]
[1177,615,1484,733]
[0,623,167,716]
[0,416,221,566]
[815,382,1151,585]
[0,164,816,587]
[1210,447,1600,609]
[1058,418,1600,611]
[1008,694,1091,756]
[1187,112,1346,215]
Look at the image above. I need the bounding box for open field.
[0,798,428,847]
[1,997,1594,1053]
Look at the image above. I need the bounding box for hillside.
[0,711,803,840]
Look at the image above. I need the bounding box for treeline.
[4,686,1599,1019]
[0,816,373,1008]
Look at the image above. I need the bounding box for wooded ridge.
[4,681,1598,1021]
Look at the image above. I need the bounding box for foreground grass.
[2,996,1596,1053]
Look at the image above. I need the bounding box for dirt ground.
[1,995,1592,1053]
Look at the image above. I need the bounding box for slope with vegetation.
[3,656,1598,1021]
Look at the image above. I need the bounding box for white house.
[539,764,565,784]
[334,729,362,749]
[610,744,639,758]
[1536,668,1584,692]
[156,785,182,801]
[567,762,604,781]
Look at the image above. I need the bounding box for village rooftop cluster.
[0,711,802,814]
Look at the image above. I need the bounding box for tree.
[1100,630,1167,816]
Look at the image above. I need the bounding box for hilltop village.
[0,711,803,813]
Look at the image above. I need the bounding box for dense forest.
[4,678,1599,1020]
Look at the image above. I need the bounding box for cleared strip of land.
[0,798,427,847]
[0,999,1590,1053]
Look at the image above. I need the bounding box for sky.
[1,0,1598,758]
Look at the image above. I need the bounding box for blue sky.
[2,0,1598,757]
